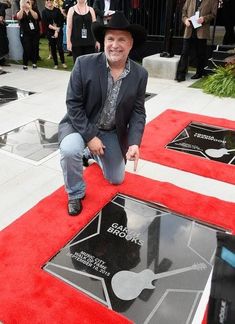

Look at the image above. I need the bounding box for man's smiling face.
[104,29,133,66]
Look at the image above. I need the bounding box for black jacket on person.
[18,11,39,35]
[62,0,77,15]
[93,0,121,23]
[0,2,10,58]
[42,7,64,37]
[58,52,148,159]
[0,2,10,19]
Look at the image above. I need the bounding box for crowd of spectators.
[0,0,234,71]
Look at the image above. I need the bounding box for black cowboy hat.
[91,11,147,48]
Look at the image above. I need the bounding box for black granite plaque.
[166,122,235,164]
[0,86,34,105]
[43,194,225,324]
[0,119,58,161]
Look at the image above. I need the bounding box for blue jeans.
[60,130,125,199]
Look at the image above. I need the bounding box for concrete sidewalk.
[1,63,235,230]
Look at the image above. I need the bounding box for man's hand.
[95,41,100,52]
[185,18,191,27]
[54,30,59,38]
[87,137,105,156]
[67,40,72,51]
[197,16,204,24]
[126,145,139,172]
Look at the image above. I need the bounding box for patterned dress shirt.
[96,59,130,130]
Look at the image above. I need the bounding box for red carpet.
[1,165,235,324]
[140,109,235,184]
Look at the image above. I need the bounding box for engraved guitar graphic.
[111,263,207,300]
[205,148,235,158]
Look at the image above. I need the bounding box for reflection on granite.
[0,119,58,161]
[145,92,157,101]
[166,122,235,165]
[0,86,34,105]
[43,194,225,324]
[0,70,8,75]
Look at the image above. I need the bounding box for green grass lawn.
[13,40,235,99]
[11,37,74,71]
[189,77,208,89]
[37,37,74,71]
[189,65,235,98]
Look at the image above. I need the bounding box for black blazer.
[93,0,121,23]
[42,7,64,37]
[58,52,148,158]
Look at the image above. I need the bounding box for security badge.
[29,21,35,30]
[81,24,87,38]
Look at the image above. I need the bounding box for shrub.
[202,64,235,98]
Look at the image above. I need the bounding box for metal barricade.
[121,0,186,37]
[120,0,220,57]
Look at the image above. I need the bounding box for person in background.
[16,0,39,70]
[93,0,121,24]
[42,0,67,69]
[58,11,148,216]
[221,0,235,45]
[44,0,63,59]
[62,0,77,55]
[30,0,42,61]
[175,0,218,82]
[0,0,11,68]
[62,0,76,16]
[54,0,63,10]
[66,0,99,62]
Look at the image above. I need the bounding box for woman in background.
[42,0,67,69]
[30,0,42,61]
[66,0,99,63]
[53,0,64,10]
[17,0,39,70]
[0,0,11,67]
